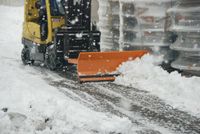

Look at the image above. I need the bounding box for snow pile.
[115,54,200,116]
[0,6,139,134]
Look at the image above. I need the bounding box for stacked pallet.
[128,0,174,62]
[98,0,139,51]
[98,0,174,62]
[98,0,115,50]
[167,0,200,74]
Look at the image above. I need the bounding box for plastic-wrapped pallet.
[167,0,200,74]
[129,0,175,62]
[98,0,138,51]
[98,0,175,63]
[98,0,119,51]
[119,0,138,50]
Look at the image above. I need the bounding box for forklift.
[21,0,147,82]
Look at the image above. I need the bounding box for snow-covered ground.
[0,6,140,134]
[115,54,200,117]
[1,5,200,134]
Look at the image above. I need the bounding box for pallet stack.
[98,0,115,50]
[167,0,200,74]
[127,0,174,62]
[98,0,175,62]
[98,0,140,51]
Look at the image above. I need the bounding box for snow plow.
[70,51,148,82]
[21,0,148,82]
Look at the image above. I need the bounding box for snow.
[1,4,200,134]
[0,6,139,134]
[115,54,200,117]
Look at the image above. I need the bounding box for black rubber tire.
[21,47,33,65]
[45,45,59,70]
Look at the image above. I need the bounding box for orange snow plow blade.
[76,50,148,82]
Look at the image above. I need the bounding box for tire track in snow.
[96,83,200,134]
[44,76,174,134]
[28,66,200,134]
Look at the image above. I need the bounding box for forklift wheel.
[45,45,57,70]
[21,47,33,65]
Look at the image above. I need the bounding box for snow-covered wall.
[0,0,23,6]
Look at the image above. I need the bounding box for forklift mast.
[53,0,101,59]
[62,0,91,31]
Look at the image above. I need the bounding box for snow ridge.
[115,54,200,116]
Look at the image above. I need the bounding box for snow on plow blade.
[77,50,148,82]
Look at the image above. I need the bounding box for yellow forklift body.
[23,0,65,45]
